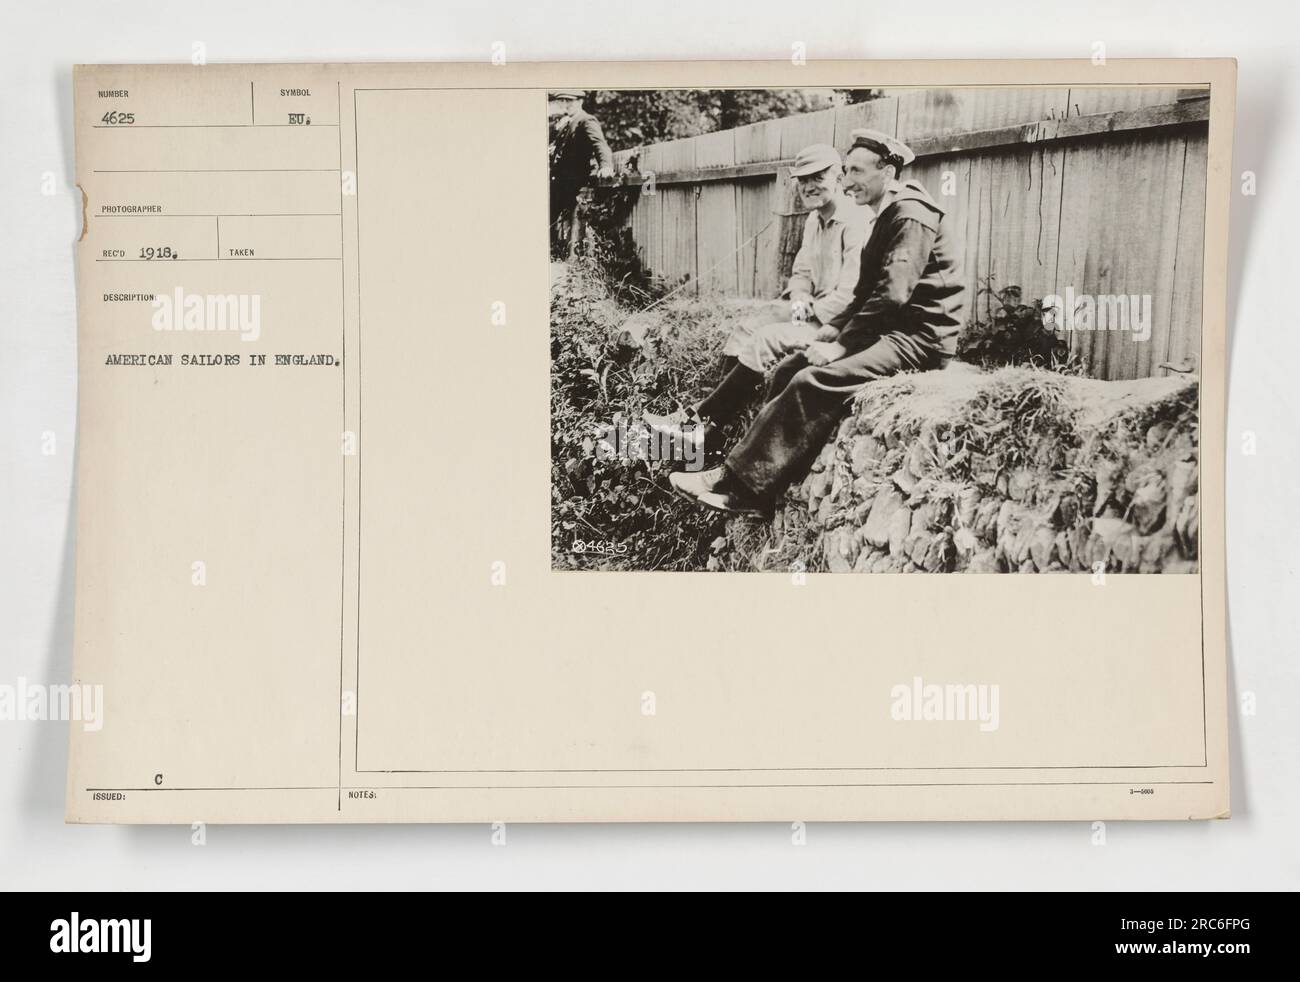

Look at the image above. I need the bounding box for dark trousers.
[550,182,581,253]
[725,332,944,499]
[696,361,762,425]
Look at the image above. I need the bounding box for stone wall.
[748,365,1200,574]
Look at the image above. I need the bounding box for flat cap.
[847,128,916,167]
[552,89,586,100]
[789,143,842,177]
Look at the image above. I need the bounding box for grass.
[550,259,769,571]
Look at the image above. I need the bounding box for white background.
[2,0,1296,890]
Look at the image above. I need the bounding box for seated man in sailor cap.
[670,128,968,515]
[644,143,869,446]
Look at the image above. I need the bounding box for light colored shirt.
[786,195,871,327]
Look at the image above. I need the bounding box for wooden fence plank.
[695,130,739,295]
[734,119,784,297]
[638,143,664,276]
[966,152,996,325]
[832,97,898,148]
[967,87,1071,131]
[779,107,837,156]
[895,86,1068,146]
[738,177,781,298]
[966,146,1066,324]
[1054,133,1185,380]
[1168,130,1208,374]
[658,138,697,293]
[1066,86,1184,117]
[896,88,978,141]
[1131,136,1187,382]
[734,118,784,164]
[612,147,635,171]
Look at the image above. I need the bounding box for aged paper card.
[67,60,1233,822]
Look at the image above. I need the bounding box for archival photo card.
[67,60,1231,824]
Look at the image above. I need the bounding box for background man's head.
[553,90,586,116]
[789,144,843,212]
[844,129,915,208]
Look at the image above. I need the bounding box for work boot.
[669,467,768,516]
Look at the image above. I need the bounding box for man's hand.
[803,340,847,367]
[789,297,815,322]
[813,324,840,342]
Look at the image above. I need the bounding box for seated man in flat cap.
[550,90,614,256]
[643,143,869,446]
[670,128,967,515]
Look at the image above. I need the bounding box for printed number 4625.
[101,111,135,125]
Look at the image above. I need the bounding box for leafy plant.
[957,280,1082,373]
[578,187,669,308]
[563,186,675,309]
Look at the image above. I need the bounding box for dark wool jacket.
[837,179,967,359]
[549,110,614,188]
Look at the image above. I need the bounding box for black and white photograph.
[550,86,1206,573]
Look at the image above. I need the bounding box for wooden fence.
[600,87,1209,382]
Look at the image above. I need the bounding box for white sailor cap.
[847,128,916,168]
